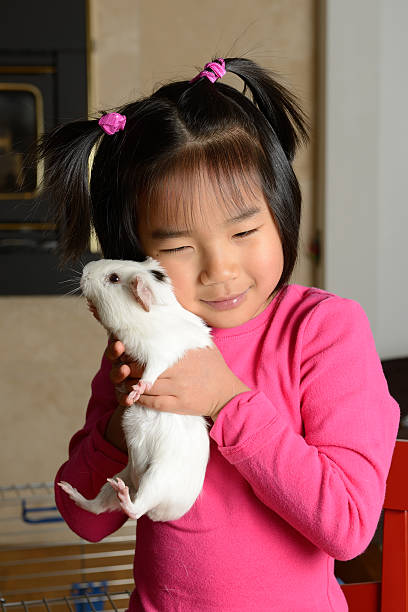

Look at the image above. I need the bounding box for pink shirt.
[55,285,400,611]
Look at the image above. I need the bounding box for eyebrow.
[150,206,262,240]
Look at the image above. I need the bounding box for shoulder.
[278,284,368,324]
[277,286,380,381]
[274,284,374,350]
[281,283,358,308]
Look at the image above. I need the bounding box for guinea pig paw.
[58,481,77,499]
[107,477,138,520]
[129,380,149,402]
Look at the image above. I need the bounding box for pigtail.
[37,119,102,263]
[223,57,309,161]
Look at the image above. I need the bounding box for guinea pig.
[58,257,213,522]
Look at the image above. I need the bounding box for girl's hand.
[103,338,144,453]
[137,346,250,422]
[105,338,250,422]
[106,338,144,404]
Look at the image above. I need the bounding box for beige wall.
[0,296,107,486]
[89,0,316,285]
[0,1,316,486]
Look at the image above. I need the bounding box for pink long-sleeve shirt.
[55,284,400,611]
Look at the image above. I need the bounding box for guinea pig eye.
[108,273,120,284]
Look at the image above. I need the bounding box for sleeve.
[54,353,129,542]
[209,297,400,561]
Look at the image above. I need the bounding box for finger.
[115,387,135,407]
[105,339,126,362]
[127,362,145,379]
[116,380,155,407]
[138,393,178,413]
[116,377,141,395]
[110,363,131,385]
[138,378,175,397]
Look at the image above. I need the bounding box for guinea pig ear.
[130,277,153,312]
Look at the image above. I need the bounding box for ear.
[130,277,153,312]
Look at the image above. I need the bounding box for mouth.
[200,289,249,311]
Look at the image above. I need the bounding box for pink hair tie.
[98,112,126,135]
[189,58,226,84]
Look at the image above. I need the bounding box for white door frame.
[316,0,408,359]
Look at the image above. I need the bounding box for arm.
[55,353,129,542]
[210,298,400,560]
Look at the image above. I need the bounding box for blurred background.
[0,0,319,486]
[0,0,407,605]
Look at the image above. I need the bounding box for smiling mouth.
[201,289,249,311]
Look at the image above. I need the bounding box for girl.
[42,57,399,611]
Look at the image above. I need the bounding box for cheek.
[253,248,284,295]
[251,235,284,275]
[138,235,195,304]
[271,242,284,273]
[155,260,196,305]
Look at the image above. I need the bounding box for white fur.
[59,257,213,522]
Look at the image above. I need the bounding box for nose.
[200,250,239,286]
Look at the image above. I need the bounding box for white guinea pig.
[58,257,213,522]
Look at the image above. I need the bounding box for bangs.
[137,130,269,232]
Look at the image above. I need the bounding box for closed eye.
[160,246,190,254]
[161,228,259,252]
[233,228,259,239]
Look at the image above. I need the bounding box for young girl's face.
[139,172,284,329]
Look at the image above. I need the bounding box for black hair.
[38,57,308,290]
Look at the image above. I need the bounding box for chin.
[202,308,257,329]
[189,295,270,329]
